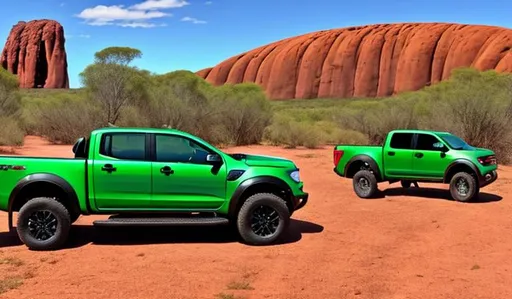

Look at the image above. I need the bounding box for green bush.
[0,68,24,146]
[27,98,104,144]
[211,83,272,145]
[0,116,24,147]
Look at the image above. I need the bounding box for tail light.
[477,155,497,166]
[333,149,344,166]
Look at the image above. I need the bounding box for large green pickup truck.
[0,127,308,250]
[333,129,498,202]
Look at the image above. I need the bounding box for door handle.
[388,151,395,156]
[415,152,424,158]
[160,166,174,176]
[101,164,116,172]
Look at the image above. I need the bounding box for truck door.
[411,133,452,179]
[92,132,152,210]
[383,132,415,177]
[150,133,227,210]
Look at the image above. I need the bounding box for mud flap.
[8,210,14,232]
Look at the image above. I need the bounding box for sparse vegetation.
[214,293,246,299]
[0,257,24,267]
[0,276,23,294]
[1,45,511,163]
[226,280,254,290]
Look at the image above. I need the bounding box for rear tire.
[236,193,290,246]
[16,197,71,251]
[449,172,478,202]
[353,170,378,198]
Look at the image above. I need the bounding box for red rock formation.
[0,19,69,88]
[197,23,512,99]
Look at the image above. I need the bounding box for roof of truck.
[388,129,452,135]
[90,126,197,138]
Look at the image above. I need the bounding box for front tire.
[449,172,478,202]
[353,170,378,198]
[236,193,290,246]
[16,197,71,251]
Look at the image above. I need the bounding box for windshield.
[440,134,474,150]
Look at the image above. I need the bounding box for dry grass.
[0,257,24,267]
[226,280,254,290]
[0,276,24,294]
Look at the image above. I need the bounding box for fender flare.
[7,173,81,231]
[443,159,481,183]
[343,154,382,181]
[228,176,292,217]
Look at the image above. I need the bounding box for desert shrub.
[0,116,24,146]
[264,115,324,148]
[211,83,273,145]
[0,68,24,146]
[140,70,221,139]
[28,99,104,144]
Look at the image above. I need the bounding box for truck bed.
[0,156,87,211]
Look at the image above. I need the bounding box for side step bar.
[93,216,230,227]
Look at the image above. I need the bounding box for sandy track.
[1,136,511,299]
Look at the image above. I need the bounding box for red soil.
[1,136,511,299]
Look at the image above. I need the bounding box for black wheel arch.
[344,155,382,181]
[228,176,293,219]
[8,173,82,231]
[443,159,481,184]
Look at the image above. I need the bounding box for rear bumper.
[479,169,497,188]
[291,192,308,211]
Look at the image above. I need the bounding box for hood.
[474,147,495,156]
[228,153,296,168]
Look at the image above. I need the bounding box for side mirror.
[206,154,221,163]
[433,142,448,152]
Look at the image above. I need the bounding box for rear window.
[100,133,146,160]
[389,133,414,149]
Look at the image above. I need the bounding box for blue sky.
[0,0,511,88]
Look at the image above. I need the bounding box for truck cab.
[333,129,498,202]
[0,127,308,250]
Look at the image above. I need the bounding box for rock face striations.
[1,19,69,88]
[197,23,512,99]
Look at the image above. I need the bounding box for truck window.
[389,133,413,149]
[416,133,443,151]
[155,134,211,164]
[100,133,146,160]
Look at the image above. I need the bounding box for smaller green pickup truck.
[333,129,498,202]
[0,127,308,250]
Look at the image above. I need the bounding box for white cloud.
[119,22,167,28]
[66,34,91,39]
[130,0,189,10]
[76,1,188,28]
[181,16,206,24]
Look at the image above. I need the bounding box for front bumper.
[291,192,308,211]
[479,170,498,188]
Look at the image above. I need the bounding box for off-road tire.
[236,193,290,246]
[353,170,378,198]
[401,180,412,188]
[449,172,478,202]
[16,197,71,251]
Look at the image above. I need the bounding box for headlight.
[290,170,300,182]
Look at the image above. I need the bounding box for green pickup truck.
[0,127,308,250]
[333,129,498,202]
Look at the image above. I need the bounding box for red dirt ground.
[1,136,512,299]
